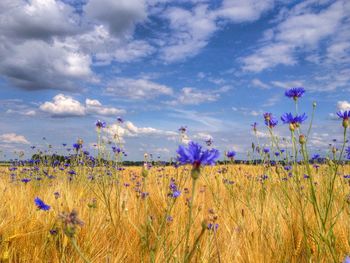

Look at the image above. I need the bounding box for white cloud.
[167,87,218,105]
[242,0,350,72]
[193,132,212,141]
[251,78,270,89]
[106,121,178,141]
[39,94,124,117]
[159,1,275,62]
[159,5,217,62]
[105,78,173,100]
[215,0,274,23]
[0,133,30,144]
[0,0,79,40]
[85,98,125,116]
[337,101,350,111]
[0,39,93,91]
[85,0,146,36]
[39,94,85,117]
[271,80,304,89]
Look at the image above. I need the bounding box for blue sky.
[0,0,349,160]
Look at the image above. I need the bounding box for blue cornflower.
[263,113,278,128]
[263,147,270,154]
[312,154,320,160]
[281,113,307,130]
[176,141,220,168]
[21,178,31,184]
[346,146,350,159]
[337,111,350,128]
[285,87,305,100]
[112,146,121,153]
[34,197,50,211]
[73,143,82,151]
[95,120,106,129]
[337,111,350,120]
[226,150,236,159]
[169,180,181,198]
[343,256,350,263]
[117,117,124,123]
[207,223,219,232]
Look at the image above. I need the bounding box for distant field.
[1,163,349,262]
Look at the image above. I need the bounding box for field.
[1,160,350,262]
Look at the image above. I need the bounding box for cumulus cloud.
[0,39,93,91]
[0,133,30,144]
[0,0,153,92]
[105,78,173,100]
[337,101,350,111]
[0,0,79,41]
[85,0,146,36]
[39,94,125,117]
[106,121,178,141]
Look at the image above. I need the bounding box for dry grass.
[0,164,349,262]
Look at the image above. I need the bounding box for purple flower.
[281,113,307,130]
[226,151,236,159]
[95,120,106,129]
[34,197,50,211]
[281,113,307,125]
[346,146,350,159]
[169,180,181,198]
[263,113,278,128]
[343,256,350,263]
[73,143,82,151]
[176,141,219,168]
[337,111,350,128]
[112,146,121,153]
[285,87,305,100]
[117,117,124,123]
[263,147,270,154]
[207,223,219,232]
[337,111,350,120]
[21,178,31,184]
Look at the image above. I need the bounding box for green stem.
[184,177,198,262]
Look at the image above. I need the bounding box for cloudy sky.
[0,0,349,160]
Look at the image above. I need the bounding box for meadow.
[1,87,350,263]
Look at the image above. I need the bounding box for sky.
[0,0,349,160]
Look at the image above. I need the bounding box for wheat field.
[1,162,349,262]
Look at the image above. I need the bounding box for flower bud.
[289,123,295,131]
[299,134,306,144]
[343,119,349,129]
